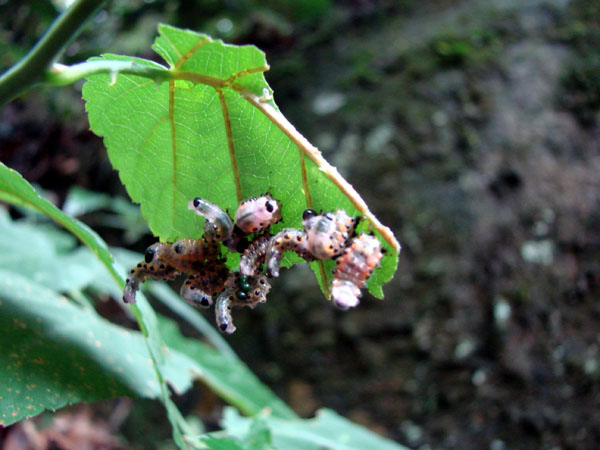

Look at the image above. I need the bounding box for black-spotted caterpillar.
[123,194,384,334]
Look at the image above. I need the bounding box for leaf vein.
[216,89,242,204]
[174,37,209,70]
[169,81,177,229]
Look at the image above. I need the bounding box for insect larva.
[167,237,221,273]
[123,243,179,304]
[214,272,271,333]
[265,228,313,278]
[330,234,383,310]
[215,292,236,334]
[239,233,272,277]
[180,260,229,308]
[302,209,358,259]
[234,193,282,235]
[188,197,234,241]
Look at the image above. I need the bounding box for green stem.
[46,60,171,86]
[0,0,106,106]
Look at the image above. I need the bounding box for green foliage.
[0,203,295,432]
[202,419,275,450]
[82,24,398,298]
[0,163,121,285]
[158,316,297,420]
[221,407,409,450]
[0,269,183,426]
[1,9,401,448]
[63,186,148,244]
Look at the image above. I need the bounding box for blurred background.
[1,0,599,448]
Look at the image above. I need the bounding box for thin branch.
[0,0,107,106]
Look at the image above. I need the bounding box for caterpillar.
[123,237,220,303]
[215,272,271,334]
[166,237,221,272]
[264,228,313,278]
[123,243,180,304]
[180,259,229,308]
[188,197,234,242]
[302,209,358,260]
[234,193,282,235]
[330,233,383,310]
[239,233,272,277]
[122,194,387,335]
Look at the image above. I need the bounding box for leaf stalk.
[47,60,171,86]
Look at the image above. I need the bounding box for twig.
[0,0,106,106]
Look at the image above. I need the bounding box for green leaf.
[201,419,274,450]
[158,317,298,420]
[221,408,409,450]
[0,269,196,427]
[0,162,122,286]
[63,187,147,244]
[0,209,106,292]
[82,24,399,298]
[200,435,247,450]
[0,162,192,439]
[0,163,158,369]
[0,210,292,427]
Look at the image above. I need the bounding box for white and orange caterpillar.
[264,228,314,278]
[330,234,383,310]
[302,209,359,260]
[235,193,282,235]
[239,233,272,277]
[188,194,282,252]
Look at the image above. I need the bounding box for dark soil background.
[1,0,600,448]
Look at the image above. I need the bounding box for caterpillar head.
[235,194,282,234]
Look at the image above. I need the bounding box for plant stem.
[0,0,106,107]
[47,60,171,86]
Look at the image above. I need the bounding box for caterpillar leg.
[234,194,282,234]
[123,243,179,303]
[239,233,272,277]
[265,229,313,278]
[330,234,383,310]
[188,198,234,241]
[302,209,358,259]
[180,260,229,308]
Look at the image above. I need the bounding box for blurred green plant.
[0,1,402,448]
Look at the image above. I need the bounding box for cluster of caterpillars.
[123,194,384,334]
